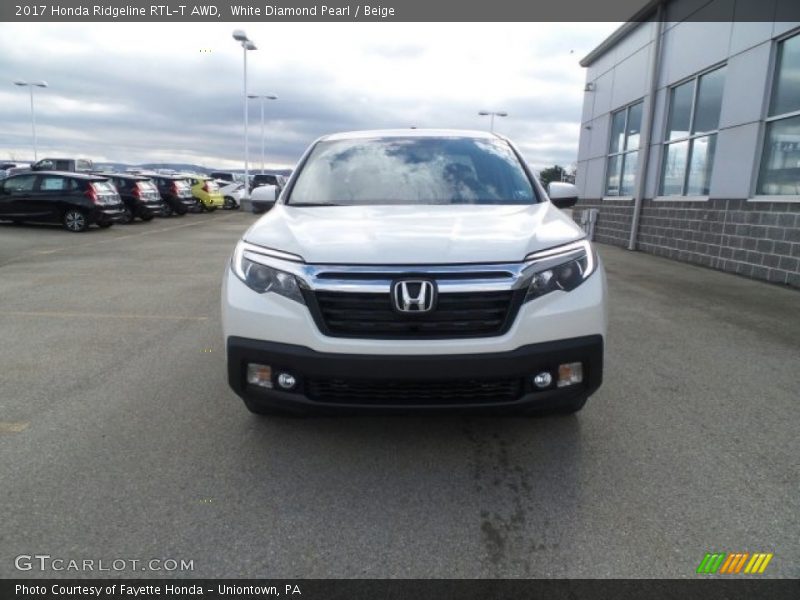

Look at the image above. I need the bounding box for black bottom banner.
[2,579,799,600]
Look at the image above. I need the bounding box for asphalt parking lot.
[1,213,798,579]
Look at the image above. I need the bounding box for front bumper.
[202,194,225,208]
[227,335,603,412]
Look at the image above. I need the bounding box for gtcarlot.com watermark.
[14,554,194,573]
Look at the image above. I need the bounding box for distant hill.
[93,162,292,177]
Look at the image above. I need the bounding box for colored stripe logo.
[697,552,773,574]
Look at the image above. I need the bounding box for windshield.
[137,181,158,192]
[92,181,116,193]
[287,136,537,206]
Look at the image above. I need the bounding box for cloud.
[0,22,618,170]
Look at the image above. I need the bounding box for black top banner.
[2,0,800,22]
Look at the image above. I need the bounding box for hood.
[244,203,584,264]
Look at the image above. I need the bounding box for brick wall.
[575,198,800,288]
[575,199,634,248]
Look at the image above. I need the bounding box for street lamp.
[247,94,278,174]
[232,30,257,203]
[478,110,508,133]
[13,80,48,161]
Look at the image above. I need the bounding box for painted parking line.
[0,422,30,434]
[0,311,208,321]
[0,212,244,267]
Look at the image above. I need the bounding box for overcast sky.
[0,22,619,171]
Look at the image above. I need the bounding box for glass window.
[661,141,689,196]
[605,155,621,196]
[3,175,36,192]
[625,102,643,150]
[768,33,800,118]
[660,67,725,196]
[39,176,66,191]
[757,34,800,196]
[92,181,116,193]
[757,114,800,196]
[667,81,694,141]
[686,136,717,196]
[693,67,726,134]
[605,101,643,197]
[288,137,536,206]
[609,110,626,154]
[620,151,639,196]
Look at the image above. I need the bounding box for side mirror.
[249,184,278,214]
[547,182,579,209]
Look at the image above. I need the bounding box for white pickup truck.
[222,129,606,415]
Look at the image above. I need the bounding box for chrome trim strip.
[241,239,593,294]
[242,251,535,293]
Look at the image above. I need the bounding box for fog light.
[276,372,297,390]
[557,362,583,387]
[532,371,553,389]
[247,363,273,388]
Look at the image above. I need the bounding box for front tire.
[121,207,134,224]
[63,209,88,232]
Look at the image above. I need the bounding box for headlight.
[231,241,305,303]
[524,239,596,301]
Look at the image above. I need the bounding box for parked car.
[186,175,224,211]
[210,171,235,182]
[0,171,125,232]
[222,129,606,416]
[1,162,19,179]
[3,164,32,178]
[217,180,245,209]
[30,158,93,172]
[100,173,166,223]
[147,174,196,216]
[249,173,285,195]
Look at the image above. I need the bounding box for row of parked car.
[0,159,285,232]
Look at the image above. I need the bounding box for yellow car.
[187,176,224,211]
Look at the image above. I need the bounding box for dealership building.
[575,0,800,287]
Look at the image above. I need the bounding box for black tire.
[175,207,187,216]
[121,207,134,224]
[63,209,88,232]
[207,205,217,212]
[223,196,236,210]
[140,212,154,222]
[97,221,113,229]
[163,204,174,217]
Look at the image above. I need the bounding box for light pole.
[13,80,48,161]
[232,30,257,203]
[478,110,508,133]
[247,94,278,174]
